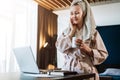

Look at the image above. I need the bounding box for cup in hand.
[72,37,77,48]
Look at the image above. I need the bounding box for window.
[0,0,38,72]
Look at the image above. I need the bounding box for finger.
[76,39,82,41]
[76,39,83,43]
[80,43,84,47]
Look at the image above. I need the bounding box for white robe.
[56,30,108,80]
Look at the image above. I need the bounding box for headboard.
[96,25,120,73]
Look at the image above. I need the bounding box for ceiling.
[34,0,112,11]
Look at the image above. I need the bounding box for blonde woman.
[56,0,108,80]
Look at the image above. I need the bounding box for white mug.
[72,37,77,48]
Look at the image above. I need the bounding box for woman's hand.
[76,39,93,56]
[70,18,77,31]
[68,20,77,38]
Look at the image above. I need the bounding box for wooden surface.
[34,0,112,11]
[0,72,95,80]
[100,76,112,80]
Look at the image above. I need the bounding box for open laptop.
[13,46,62,77]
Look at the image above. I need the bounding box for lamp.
[44,42,48,48]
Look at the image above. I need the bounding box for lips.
[72,18,78,24]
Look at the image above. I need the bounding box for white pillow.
[100,68,120,76]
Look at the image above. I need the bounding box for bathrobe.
[56,30,108,80]
[56,0,108,79]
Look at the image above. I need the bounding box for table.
[0,72,95,80]
[99,76,112,80]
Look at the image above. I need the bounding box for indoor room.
[0,0,120,80]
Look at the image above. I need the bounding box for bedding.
[99,68,120,80]
[100,68,120,76]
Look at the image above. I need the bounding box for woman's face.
[70,5,84,25]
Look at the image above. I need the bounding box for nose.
[71,14,76,18]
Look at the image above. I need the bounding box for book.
[48,70,77,76]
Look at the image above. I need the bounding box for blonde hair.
[71,0,87,16]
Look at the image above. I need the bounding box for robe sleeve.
[91,31,108,65]
[56,34,72,54]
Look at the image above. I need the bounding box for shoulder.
[91,29,101,40]
[92,29,103,41]
[93,29,100,36]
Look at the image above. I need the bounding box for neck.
[76,21,84,30]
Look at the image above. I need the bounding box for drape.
[0,0,38,72]
[37,6,58,69]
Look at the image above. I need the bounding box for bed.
[96,25,120,80]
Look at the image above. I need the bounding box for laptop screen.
[13,46,39,74]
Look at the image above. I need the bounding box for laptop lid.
[13,46,39,74]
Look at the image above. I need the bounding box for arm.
[56,23,77,54]
[91,31,108,65]
[56,34,72,54]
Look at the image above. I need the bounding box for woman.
[56,0,108,80]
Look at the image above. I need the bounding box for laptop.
[13,46,61,77]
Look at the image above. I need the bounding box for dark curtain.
[37,5,58,69]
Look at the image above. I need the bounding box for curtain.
[37,6,58,69]
[0,0,38,72]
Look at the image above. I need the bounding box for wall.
[92,2,120,26]
[54,2,120,68]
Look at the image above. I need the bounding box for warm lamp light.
[48,64,55,70]
[44,42,48,48]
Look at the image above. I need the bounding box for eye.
[75,12,79,15]
[70,12,73,15]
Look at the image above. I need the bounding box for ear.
[83,11,86,17]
